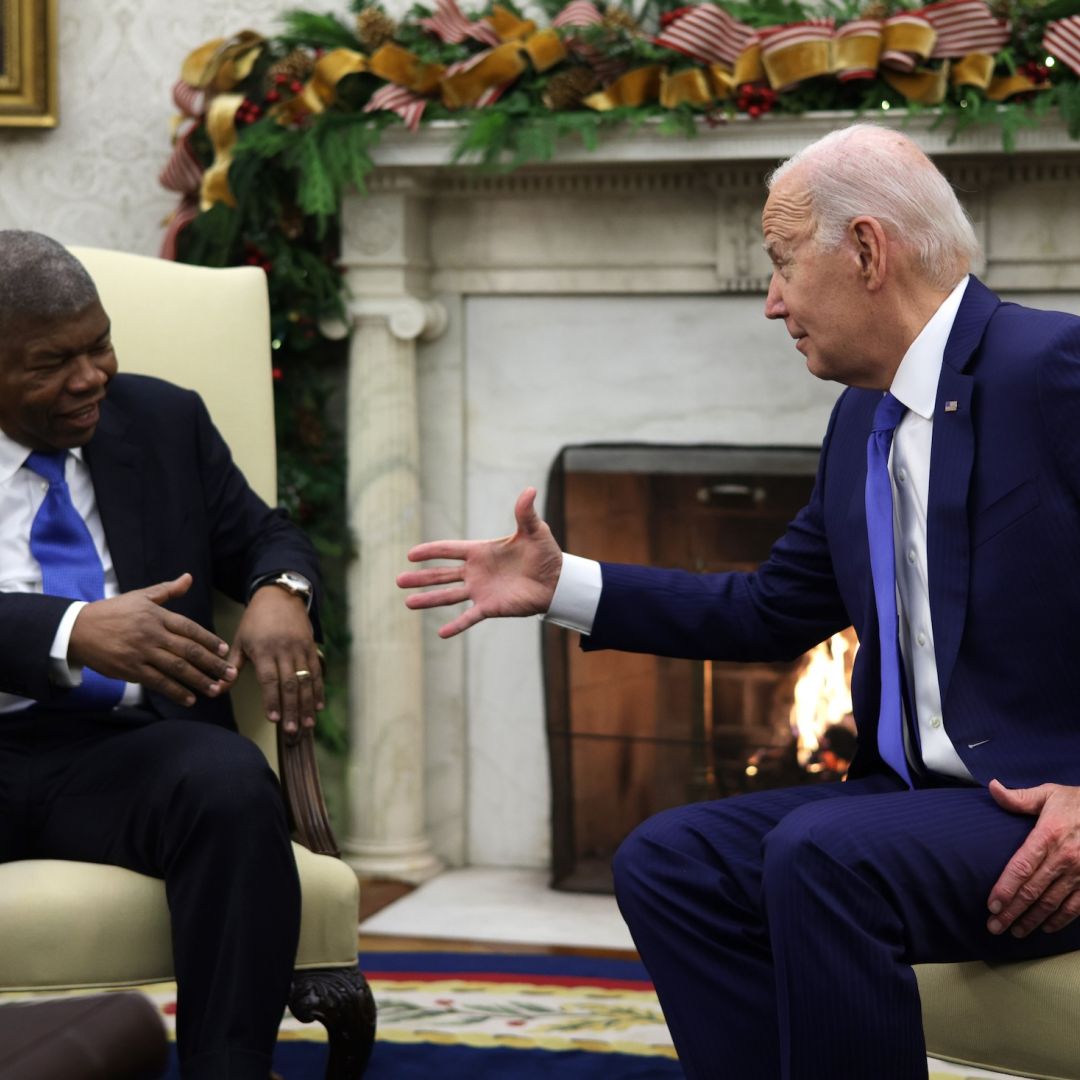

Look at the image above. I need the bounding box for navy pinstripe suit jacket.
[584,277,1080,788]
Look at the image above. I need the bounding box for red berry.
[272,367,284,381]
[274,73,288,85]
[748,104,762,118]
[266,89,281,103]
[290,79,304,94]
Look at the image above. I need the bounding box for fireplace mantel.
[337,115,1080,880]
[367,111,1079,167]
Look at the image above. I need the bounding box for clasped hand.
[69,572,322,734]
[396,488,563,637]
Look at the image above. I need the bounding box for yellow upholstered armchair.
[0,249,375,1077]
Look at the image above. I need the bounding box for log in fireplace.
[543,444,858,893]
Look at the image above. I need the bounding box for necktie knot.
[871,392,906,436]
[25,449,68,486]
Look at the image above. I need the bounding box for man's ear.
[849,216,887,291]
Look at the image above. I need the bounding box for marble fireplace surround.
[338,112,1080,881]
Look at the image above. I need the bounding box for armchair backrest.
[69,247,279,769]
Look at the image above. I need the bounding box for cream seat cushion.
[917,956,1080,1080]
[0,844,358,992]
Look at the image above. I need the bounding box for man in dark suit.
[0,231,323,1079]
[396,125,1080,1079]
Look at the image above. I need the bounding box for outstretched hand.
[68,573,236,707]
[397,487,563,638]
[987,779,1080,937]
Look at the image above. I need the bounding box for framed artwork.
[0,0,57,127]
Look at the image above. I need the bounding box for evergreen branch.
[278,10,364,50]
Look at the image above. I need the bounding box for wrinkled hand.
[69,573,235,707]
[227,584,323,735]
[987,779,1080,937]
[397,487,563,638]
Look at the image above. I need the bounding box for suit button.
[908,549,917,564]
[917,631,927,647]
[930,715,943,729]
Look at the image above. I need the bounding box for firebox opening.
[543,445,859,894]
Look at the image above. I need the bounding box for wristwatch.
[265,571,313,605]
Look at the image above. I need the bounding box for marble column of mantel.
[338,113,1080,879]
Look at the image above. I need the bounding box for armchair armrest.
[278,727,340,857]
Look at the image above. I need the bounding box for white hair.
[0,230,100,332]
[768,124,979,291]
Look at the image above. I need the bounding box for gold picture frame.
[0,0,57,127]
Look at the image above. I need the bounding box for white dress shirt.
[0,431,141,713]
[546,275,974,782]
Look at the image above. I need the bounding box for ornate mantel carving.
[339,114,1080,877]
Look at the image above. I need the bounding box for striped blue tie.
[865,393,913,788]
[25,450,125,709]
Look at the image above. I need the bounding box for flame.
[789,631,856,767]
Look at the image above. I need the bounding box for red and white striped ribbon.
[654,3,757,68]
[757,17,835,56]
[420,0,501,47]
[363,83,428,131]
[921,0,1010,58]
[159,197,200,261]
[171,79,205,119]
[158,130,203,196]
[552,0,604,29]
[1044,14,1080,77]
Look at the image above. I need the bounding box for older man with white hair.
[397,124,1080,1079]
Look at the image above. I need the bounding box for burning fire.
[789,630,857,769]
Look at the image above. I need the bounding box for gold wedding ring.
[294,669,312,681]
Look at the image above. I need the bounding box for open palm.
[396,487,563,637]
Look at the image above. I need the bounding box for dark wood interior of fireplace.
[543,445,855,894]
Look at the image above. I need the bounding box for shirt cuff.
[49,601,88,687]
[544,553,602,635]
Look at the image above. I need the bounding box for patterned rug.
[0,952,680,1079]
[0,953,1022,1078]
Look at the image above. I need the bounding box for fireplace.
[543,444,858,893]
[336,117,1080,881]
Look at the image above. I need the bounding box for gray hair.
[768,124,979,291]
[0,231,100,332]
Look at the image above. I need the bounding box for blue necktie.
[25,450,125,709]
[865,393,913,788]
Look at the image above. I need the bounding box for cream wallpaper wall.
[0,0,359,253]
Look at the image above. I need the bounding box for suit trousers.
[613,774,1080,1080]
[0,709,301,1080]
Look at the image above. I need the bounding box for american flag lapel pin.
[944,400,958,413]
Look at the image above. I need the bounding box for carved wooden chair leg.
[288,966,377,1079]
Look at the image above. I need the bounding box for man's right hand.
[68,573,236,706]
[397,487,563,638]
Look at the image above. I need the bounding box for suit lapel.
[84,400,145,592]
[926,277,999,707]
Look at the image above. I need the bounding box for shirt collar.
[889,275,970,421]
[0,429,84,486]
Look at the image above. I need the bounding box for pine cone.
[266,49,315,88]
[861,1,889,18]
[542,67,600,110]
[602,7,638,33]
[356,7,398,51]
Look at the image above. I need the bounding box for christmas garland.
[160,0,1080,752]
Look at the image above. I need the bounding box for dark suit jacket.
[585,278,1080,788]
[0,374,321,728]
